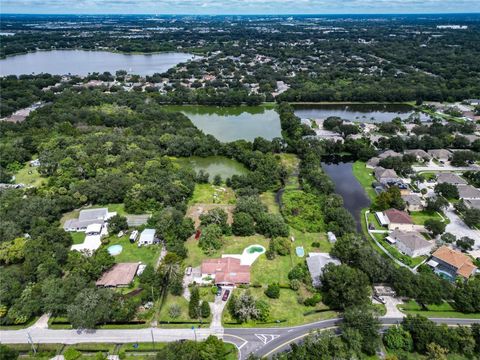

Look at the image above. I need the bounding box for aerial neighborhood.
[1,10,480,360]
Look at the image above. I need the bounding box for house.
[64,208,115,232]
[200,257,251,285]
[436,173,468,185]
[138,228,157,245]
[428,246,477,280]
[378,150,402,159]
[386,230,433,257]
[467,99,480,106]
[402,194,424,212]
[404,149,431,162]
[327,232,337,244]
[96,263,140,287]
[306,253,341,288]
[366,157,380,169]
[384,208,416,231]
[465,199,480,210]
[427,149,452,162]
[85,223,103,236]
[457,185,480,200]
[375,167,400,185]
[375,211,389,227]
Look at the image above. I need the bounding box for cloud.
[1,0,479,14]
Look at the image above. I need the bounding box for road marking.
[255,334,280,345]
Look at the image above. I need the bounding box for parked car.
[216,286,222,296]
[222,289,230,301]
[186,266,192,276]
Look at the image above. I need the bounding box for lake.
[165,105,282,142]
[0,50,196,76]
[294,103,430,123]
[321,161,371,231]
[176,156,248,180]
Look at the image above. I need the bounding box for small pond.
[164,105,282,142]
[176,156,248,180]
[107,244,123,256]
[293,103,430,123]
[321,161,371,231]
[0,50,197,76]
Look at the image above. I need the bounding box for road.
[2,317,480,359]
[444,207,480,249]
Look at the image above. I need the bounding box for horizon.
[1,0,479,16]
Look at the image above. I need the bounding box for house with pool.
[428,246,477,281]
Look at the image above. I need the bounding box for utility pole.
[27,331,36,355]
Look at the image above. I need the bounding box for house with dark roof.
[200,257,251,285]
[383,208,416,231]
[437,173,468,185]
[401,194,423,212]
[375,167,400,185]
[386,230,433,257]
[428,246,477,280]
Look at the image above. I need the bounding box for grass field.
[260,191,280,214]
[281,190,324,232]
[399,300,480,319]
[352,161,377,202]
[104,235,161,267]
[14,164,46,187]
[71,232,86,245]
[410,210,447,225]
[189,183,236,205]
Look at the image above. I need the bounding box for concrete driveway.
[444,207,480,249]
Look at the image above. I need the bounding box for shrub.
[168,304,181,319]
[304,293,322,306]
[64,348,82,360]
[200,301,211,318]
[290,279,301,291]
[265,284,280,299]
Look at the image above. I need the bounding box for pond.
[0,50,197,76]
[321,161,371,231]
[293,103,430,123]
[176,156,248,180]
[165,105,282,142]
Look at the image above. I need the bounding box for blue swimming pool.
[108,244,123,256]
[435,269,455,282]
[296,246,305,257]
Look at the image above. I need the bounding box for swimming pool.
[435,269,455,282]
[296,246,305,257]
[108,244,123,256]
[247,246,265,254]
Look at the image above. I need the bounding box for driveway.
[210,286,232,332]
[444,207,480,249]
[381,296,405,318]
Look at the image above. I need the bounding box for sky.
[1,0,479,15]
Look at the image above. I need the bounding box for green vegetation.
[281,190,324,232]
[189,184,236,204]
[13,163,46,187]
[410,210,446,226]
[399,300,480,319]
[104,235,161,267]
[352,161,377,201]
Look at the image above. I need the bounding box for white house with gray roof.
[306,253,341,288]
[64,208,116,232]
[457,185,480,200]
[386,230,433,258]
[401,194,423,212]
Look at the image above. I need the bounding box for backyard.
[105,235,161,267]
[14,163,46,187]
[352,161,377,201]
[188,183,236,205]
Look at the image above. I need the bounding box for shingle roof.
[404,149,431,159]
[437,173,468,185]
[384,208,413,224]
[78,208,108,221]
[375,167,399,180]
[390,230,432,251]
[427,149,452,159]
[378,150,402,159]
[306,253,341,287]
[96,263,139,287]
[401,194,422,206]
[201,257,251,284]
[457,185,480,199]
[432,246,477,278]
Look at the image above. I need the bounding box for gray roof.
[404,149,431,159]
[375,167,399,180]
[378,150,402,159]
[390,230,432,251]
[366,157,380,167]
[465,199,480,210]
[78,208,108,221]
[139,228,156,243]
[428,149,452,159]
[401,194,422,206]
[437,173,468,185]
[457,185,480,199]
[306,253,341,287]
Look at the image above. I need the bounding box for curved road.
[2,317,480,359]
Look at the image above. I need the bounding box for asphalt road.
[1,317,480,359]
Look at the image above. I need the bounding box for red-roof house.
[201,257,251,285]
[384,208,416,231]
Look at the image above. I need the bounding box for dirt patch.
[186,203,235,228]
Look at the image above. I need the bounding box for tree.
[383,325,413,351]
[0,344,19,360]
[414,273,450,306]
[107,214,128,235]
[464,208,480,228]
[200,300,211,318]
[213,174,222,186]
[425,197,448,212]
[228,291,260,323]
[434,183,459,199]
[188,286,200,319]
[255,213,289,238]
[402,315,439,353]
[321,264,371,310]
[456,236,474,252]
[424,219,446,236]
[232,212,255,236]
[426,343,448,360]
[440,232,456,244]
[199,208,229,234]
[198,224,223,255]
[67,288,114,329]
[451,150,478,167]
[341,305,381,355]
[0,237,27,265]
[453,277,480,313]
[255,299,270,322]
[265,284,280,299]
[234,196,267,221]
[374,186,405,211]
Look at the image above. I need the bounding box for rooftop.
[401,194,422,206]
[457,185,480,199]
[432,246,477,278]
[384,208,413,224]
[437,173,467,185]
[389,229,431,251]
[96,263,140,287]
[201,257,251,284]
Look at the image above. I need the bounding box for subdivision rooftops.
[384,208,413,224]
[388,230,431,251]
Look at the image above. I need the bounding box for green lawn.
[223,287,337,328]
[157,293,212,327]
[352,161,377,201]
[71,232,86,245]
[189,183,236,205]
[14,163,46,187]
[104,235,161,267]
[260,191,280,214]
[410,210,446,225]
[277,153,300,188]
[367,211,384,230]
[399,300,480,319]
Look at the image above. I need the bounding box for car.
[222,289,230,301]
[186,266,192,276]
[216,286,222,296]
